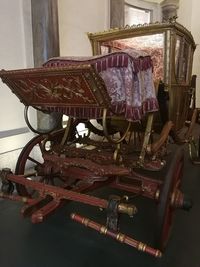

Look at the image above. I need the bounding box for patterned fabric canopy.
[44,49,158,121]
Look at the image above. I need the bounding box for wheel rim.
[15,129,66,197]
[15,134,47,196]
[155,147,184,250]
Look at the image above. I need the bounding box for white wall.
[58,0,110,56]
[0,0,34,169]
[177,0,192,30]
[190,0,200,108]
[177,0,200,107]
[0,0,28,131]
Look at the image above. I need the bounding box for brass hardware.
[138,113,154,165]
[82,218,89,227]
[138,242,146,252]
[60,116,73,147]
[123,195,129,201]
[84,218,90,227]
[113,143,123,163]
[100,226,107,234]
[116,233,125,242]
[118,203,137,217]
[71,213,75,219]
[155,189,160,201]
[155,250,162,258]
[170,191,176,207]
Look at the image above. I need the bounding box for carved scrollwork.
[17,77,95,104]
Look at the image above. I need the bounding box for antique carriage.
[0,20,196,258]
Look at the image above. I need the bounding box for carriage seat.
[0,49,158,122]
[43,49,158,122]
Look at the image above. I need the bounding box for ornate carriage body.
[0,21,196,258]
[88,21,196,132]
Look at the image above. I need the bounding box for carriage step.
[70,213,162,258]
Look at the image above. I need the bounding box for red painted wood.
[0,192,33,204]
[71,213,162,258]
[7,173,108,208]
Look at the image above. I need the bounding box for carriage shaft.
[71,213,162,258]
[6,173,137,217]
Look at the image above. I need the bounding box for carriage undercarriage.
[0,108,192,258]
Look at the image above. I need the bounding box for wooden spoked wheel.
[155,147,184,251]
[15,129,66,197]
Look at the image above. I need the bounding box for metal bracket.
[106,195,121,231]
[0,168,14,194]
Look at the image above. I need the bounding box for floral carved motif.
[16,76,95,104]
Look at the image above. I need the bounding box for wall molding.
[0,127,29,139]
[0,131,34,155]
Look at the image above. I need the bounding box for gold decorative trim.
[71,213,76,219]
[116,233,125,242]
[118,203,137,217]
[88,21,195,50]
[100,226,107,234]
[82,218,89,227]
[138,242,146,252]
[155,189,160,201]
[0,65,111,110]
[103,108,131,144]
[155,250,162,258]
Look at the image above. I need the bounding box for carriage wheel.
[15,129,66,197]
[155,147,184,251]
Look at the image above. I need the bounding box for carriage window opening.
[124,3,151,25]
